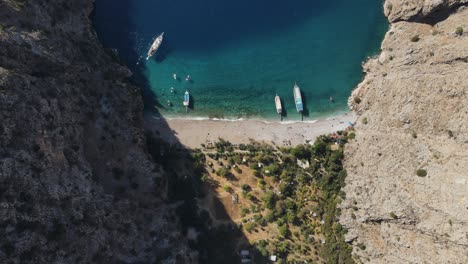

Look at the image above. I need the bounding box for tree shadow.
[145,118,268,263]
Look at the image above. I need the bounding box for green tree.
[278,224,290,238]
[216,167,230,178]
[263,192,277,210]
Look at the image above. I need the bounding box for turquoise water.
[94,0,387,120]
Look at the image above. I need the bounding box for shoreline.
[145,111,356,148]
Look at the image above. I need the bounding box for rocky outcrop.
[341,1,467,263]
[384,0,468,22]
[0,0,192,263]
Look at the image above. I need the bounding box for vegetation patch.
[158,130,355,263]
[416,169,427,177]
[411,35,420,42]
[455,27,463,36]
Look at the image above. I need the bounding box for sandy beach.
[146,112,356,148]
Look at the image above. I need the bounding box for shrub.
[353,97,361,104]
[241,208,250,217]
[416,169,427,177]
[216,167,230,178]
[286,211,298,225]
[234,166,242,173]
[455,27,463,36]
[347,132,355,140]
[263,192,277,210]
[244,222,256,233]
[200,173,209,182]
[357,243,366,250]
[362,117,368,124]
[253,170,262,178]
[223,184,232,193]
[412,132,417,139]
[411,35,420,42]
[265,211,276,223]
[257,179,266,189]
[233,155,242,164]
[390,212,397,219]
[448,130,454,138]
[278,224,290,238]
[291,144,310,159]
[254,214,267,226]
[255,240,269,257]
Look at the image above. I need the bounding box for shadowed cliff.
[0,0,258,263]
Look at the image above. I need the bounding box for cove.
[94,0,387,120]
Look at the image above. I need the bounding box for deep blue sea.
[94,0,387,120]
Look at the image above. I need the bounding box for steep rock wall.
[341,1,467,263]
[0,0,192,263]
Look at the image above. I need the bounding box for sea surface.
[94,0,387,120]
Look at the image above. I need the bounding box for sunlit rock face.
[342,1,468,263]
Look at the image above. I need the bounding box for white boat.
[275,94,282,115]
[293,82,303,113]
[146,32,164,60]
[183,90,190,112]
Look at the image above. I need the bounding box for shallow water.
[94,0,387,120]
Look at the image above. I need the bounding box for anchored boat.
[146,32,164,60]
[183,90,190,112]
[275,94,282,115]
[293,82,303,113]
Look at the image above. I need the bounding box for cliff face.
[0,0,191,263]
[341,1,468,263]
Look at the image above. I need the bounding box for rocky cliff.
[0,0,192,263]
[341,0,467,263]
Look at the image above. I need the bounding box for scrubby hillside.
[0,0,192,263]
[341,1,467,263]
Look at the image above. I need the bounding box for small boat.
[146,32,164,60]
[275,94,282,115]
[173,73,177,80]
[329,96,334,102]
[185,75,191,81]
[293,82,303,113]
[183,90,190,112]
